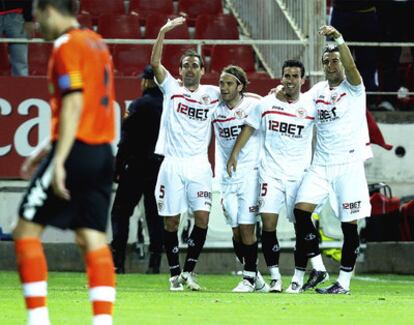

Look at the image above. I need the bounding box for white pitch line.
[354,276,414,285]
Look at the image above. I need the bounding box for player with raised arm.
[150,17,220,291]
[13,0,116,324]
[293,25,372,294]
[212,65,269,293]
[227,60,318,293]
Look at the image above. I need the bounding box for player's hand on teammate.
[319,25,341,40]
[226,154,237,177]
[52,161,71,200]
[161,16,186,34]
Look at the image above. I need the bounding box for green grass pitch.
[1,271,414,324]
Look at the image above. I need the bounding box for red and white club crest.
[235,109,246,119]
[330,92,339,103]
[201,94,211,104]
[296,107,307,118]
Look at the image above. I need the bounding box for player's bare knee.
[239,224,256,245]
[232,227,241,242]
[164,216,180,232]
[295,202,316,212]
[12,218,43,240]
[76,228,107,252]
[261,213,277,232]
[194,211,209,229]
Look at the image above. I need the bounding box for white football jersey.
[309,80,372,165]
[154,71,220,158]
[212,95,262,184]
[245,93,316,181]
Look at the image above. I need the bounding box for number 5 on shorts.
[261,183,268,197]
[159,185,165,199]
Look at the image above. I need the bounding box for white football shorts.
[221,173,260,228]
[295,161,371,222]
[155,156,213,216]
[257,176,302,223]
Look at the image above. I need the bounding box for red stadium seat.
[0,43,10,76]
[162,44,196,75]
[110,44,152,76]
[98,14,141,39]
[145,14,189,39]
[80,0,125,23]
[178,0,223,25]
[77,13,94,29]
[209,45,269,79]
[129,0,174,24]
[195,14,239,56]
[29,43,53,76]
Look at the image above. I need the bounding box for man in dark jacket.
[0,0,34,75]
[111,64,164,274]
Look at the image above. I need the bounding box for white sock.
[292,269,305,285]
[337,270,352,290]
[269,266,281,280]
[310,254,326,272]
[93,314,113,325]
[27,307,50,325]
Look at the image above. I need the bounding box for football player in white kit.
[150,17,220,291]
[293,26,372,294]
[212,65,269,293]
[227,60,317,293]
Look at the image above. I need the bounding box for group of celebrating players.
[152,17,371,296]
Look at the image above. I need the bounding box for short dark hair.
[36,0,77,17]
[281,59,305,78]
[179,49,204,68]
[221,65,249,93]
[322,45,340,61]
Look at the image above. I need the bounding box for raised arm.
[319,25,362,86]
[226,125,255,177]
[150,17,186,84]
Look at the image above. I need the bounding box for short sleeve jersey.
[154,71,220,158]
[309,80,371,165]
[245,93,316,181]
[48,28,115,144]
[212,95,262,184]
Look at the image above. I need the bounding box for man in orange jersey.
[13,1,116,324]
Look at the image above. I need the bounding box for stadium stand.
[0,43,10,76]
[79,0,125,23]
[28,43,53,76]
[210,45,270,79]
[145,14,190,39]
[111,44,152,76]
[178,0,223,25]
[129,0,174,25]
[97,14,141,39]
[195,14,239,56]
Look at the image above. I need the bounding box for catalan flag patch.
[58,71,83,92]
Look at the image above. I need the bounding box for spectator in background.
[0,0,35,76]
[376,0,414,111]
[329,0,379,108]
[111,64,164,274]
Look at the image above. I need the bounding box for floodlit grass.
[1,271,414,324]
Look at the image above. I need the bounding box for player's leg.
[258,178,284,292]
[13,151,61,325]
[316,162,369,294]
[155,158,186,290]
[180,161,213,290]
[110,165,143,274]
[295,166,330,291]
[13,220,49,325]
[76,229,116,325]
[75,143,117,324]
